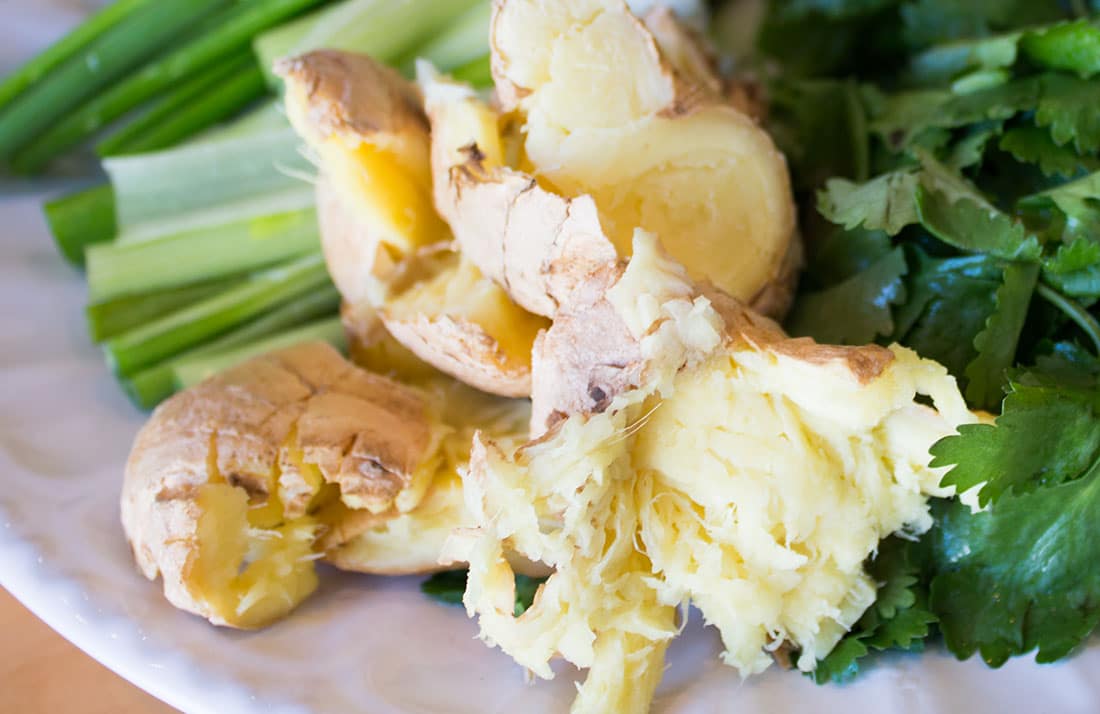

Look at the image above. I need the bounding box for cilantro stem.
[1036,283,1100,355]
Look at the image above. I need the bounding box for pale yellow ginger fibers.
[444,233,976,712]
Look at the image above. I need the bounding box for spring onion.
[86,207,319,301]
[97,54,267,157]
[12,0,326,173]
[103,253,329,376]
[0,0,229,163]
[43,184,117,266]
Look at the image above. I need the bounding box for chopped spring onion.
[174,316,346,390]
[125,283,341,408]
[43,184,116,266]
[11,0,327,173]
[398,2,492,77]
[253,0,485,85]
[103,118,313,243]
[0,0,152,115]
[97,53,267,157]
[86,207,320,301]
[0,0,229,164]
[103,253,329,376]
[86,276,241,342]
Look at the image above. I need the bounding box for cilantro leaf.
[998,125,1093,178]
[946,120,1005,169]
[813,637,869,684]
[872,78,1039,150]
[818,171,919,234]
[900,0,1065,48]
[774,0,900,20]
[931,376,1100,505]
[808,227,895,287]
[812,537,936,685]
[915,183,1042,260]
[1020,19,1100,79]
[1020,170,1100,241]
[1036,73,1100,154]
[894,251,1004,378]
[787,247,908,343]
[421,570,467,606]
[930,471,1100,666]
[963,262,1039,407]
[1043,239,1100,298]
[907,33,1021,87]
[422,570,546,616]
[771,79,871,190]
[513,575,543,616]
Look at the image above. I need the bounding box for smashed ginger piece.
[443,234,978,713]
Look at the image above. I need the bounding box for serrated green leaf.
[812,536,937,684]
[963,262,1039,407]
[915,183,1042,261]
[808,227,895,286]
[907,32,1021,86]
[1021,19,1100,78]
[1020,170,1100,241]
[931,379,1100,505]
[930,469,1100,666]
[422,570,546,616]
[946,120,1005,169]
[1043,239,1100,298]
[867,605,937,650]
[787,247,908,343]
[894,251,1004,377]
[999,126,1093,178]
[900,0,1064,48]
[421,570,467,605]
[774,0,899,20]
[818,171,919,233]
[813,636,869,684]
[770,78,870,190]
[872,78,1039,150]
[1036,73,1100,154]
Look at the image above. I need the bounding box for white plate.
[3,5,1100,714]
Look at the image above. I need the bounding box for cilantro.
[773,0,900,20]
[770,79,871,190]
[421,570,467,606]
[813,537,936,685]
[963,262,1039,407]
[786,247,908,343]
[900,0,1066,48]
[907,33,1020,87]
[946,119,1004,169]
[1043,239,1100,298]
[998,125,1093,178]
[915,183,1042,260]
[513,574,543,616]
[807,227,895,287]
[1020,19,1100,78]
[872,77,1039,150]
[818,170,920,234]
[893,251,1004,377]
[1035,73,1100,154]
[1033,283,1100,356]
[422,570,546,616]
[930,474,1100,666]
[1020,170,1100,241]
[813,637,870,684]
[931,373,1100,506]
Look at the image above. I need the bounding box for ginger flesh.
[489,0,797,309]
[281,51,544,395]
[447,234,976,714]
